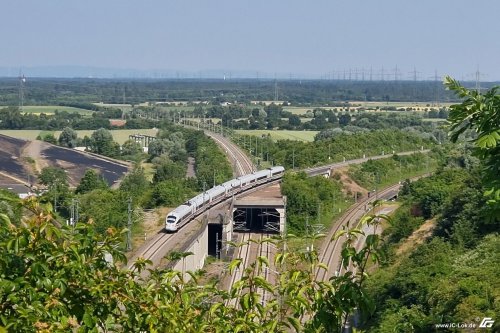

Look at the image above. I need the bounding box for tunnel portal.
[232,183,285,234]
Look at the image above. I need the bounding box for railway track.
[226,232,252,307]
[225,232,275,307]
[316,184,400,282]
[128,123,427,284]
[203,131,254,176]
[258,233,275,306]
[127,232,177,273]
[180,122,255,176]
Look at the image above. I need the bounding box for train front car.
[165,205,192,232]
[165,212,179,232]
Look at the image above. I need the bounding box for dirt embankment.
[331,167,368,198]
[396,219,436,255]
[23,140,49,174]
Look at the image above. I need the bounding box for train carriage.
[165,166,285,232]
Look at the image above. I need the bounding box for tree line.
[0,77,470,105]
[30,123,233,236]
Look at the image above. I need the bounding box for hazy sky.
[2,0,499,80]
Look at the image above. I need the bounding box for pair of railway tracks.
[316,183,400,282]
[203,131,254,176]
[225,232,275,307]
[127,232,177,274]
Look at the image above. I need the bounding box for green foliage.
[281,172,344,234]
[0,195,406,332]
[365,150,499,331]
[120,139,143,157]
[192,132,233,189]
[75,169,108,194]
[39,167,70,211]
[148,130,187,162]
[0,106,23,129]
[445,76,500,220]
[118,165,149,200]
[0,189,22,225]
[78,189,131,234]
[366,235,500,332]
[89,128,120,158]
[40,133,58,144]
[236,129,433,169]
[150,179,196,207]
[399,168,468,219]
[349,152,436,191]
[385,206,425,244]
[153,161,186,183]
[58,127,78,148]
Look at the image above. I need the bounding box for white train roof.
[168,204,192,218]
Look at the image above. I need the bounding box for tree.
[39,166,70,211]
[90,128,120,157]
[79,189,130,233]
[264,103,282,120]
[338,113,352,127]
[75,169,108,194]
[288,114,301,127]
[41,133,58,144]
[148,139,171,160]
[153,161,186,183]
[0,192,390,332]
[121,139,143,156]
[119,165,149,199]
[58,127,78,148]
[445,76,500,220]
[0,106,23,129]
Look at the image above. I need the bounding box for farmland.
[13,105,94,115]
[0,129,158,144]
[282,101,453,115]
[235,129,318,142]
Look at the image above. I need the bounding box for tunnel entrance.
[233,207,280,233]
[208,224,223,258]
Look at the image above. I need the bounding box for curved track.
[128,122,427,284]
[127,232,177,273]
[316,175,429,282]
[203,131,255,176]
[316,184,400,282]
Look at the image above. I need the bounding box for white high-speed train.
[165,166,285,232]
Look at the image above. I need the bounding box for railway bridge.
[207,183,285,260]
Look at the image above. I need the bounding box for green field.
[283,102,452,115]
[14,106,95,115]
[282,107,333,115]
[157,105,196,112]
[235,130,318,142]
[0,129,158,145]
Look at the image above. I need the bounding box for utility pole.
[274,80,278,102]
[70,199,75,226]
[53,186,57,213]
[126,197,132,251]
[18,71,25,111]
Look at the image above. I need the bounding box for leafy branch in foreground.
[445,76,500,220]
[0,196,389,332]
